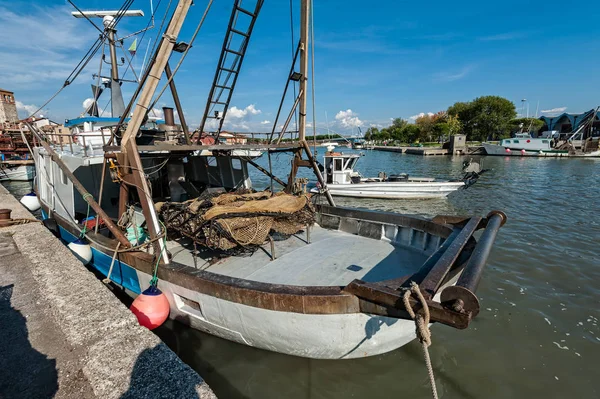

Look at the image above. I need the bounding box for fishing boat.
[0,161,34,182]
[310,151,482,199]
[482,133,569,157]
[25,0,505,360]
[0,122,35,181]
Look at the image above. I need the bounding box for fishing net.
[156,190,315,254]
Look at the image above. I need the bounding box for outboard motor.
[462,159,489,188]
[388,173,408,182]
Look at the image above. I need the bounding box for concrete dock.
[0,185,215,399]
[373,145,485,156]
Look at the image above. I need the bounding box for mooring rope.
[79,193,94,238]
[103,242,122,284]
[402,281,439,399]
[0,218,43,226]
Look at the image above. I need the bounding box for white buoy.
[20,192,41,212]
[68,238,93,265]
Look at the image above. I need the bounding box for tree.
[391,118,408,129]
[364,127,379,141]
[403,124,421,143]
[447,96,516,141]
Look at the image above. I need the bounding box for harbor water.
[5,151,599,398]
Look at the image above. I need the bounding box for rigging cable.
[27,0,136,118]
[147,0,215,112]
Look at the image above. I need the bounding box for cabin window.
[513,140,519,143]
[207,157,217,167]
[542,140,548,144]
[232,159,242,170]
[61,169,67,185]
[334,158,343,171]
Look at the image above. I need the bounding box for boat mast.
[120,0,194,262]
[105,17,126,117]
[71,10,145,118]
[294,0,335,206]
[298,0,309,142]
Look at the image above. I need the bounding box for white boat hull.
[312,181,465,199]
[0,164,35,181]
[136,270,451,359]
[482,142,569,157]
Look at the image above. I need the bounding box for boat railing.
[42,131,113,157]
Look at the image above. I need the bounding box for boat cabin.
[323,152,361,184]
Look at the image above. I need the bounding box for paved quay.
[0,185,215,399]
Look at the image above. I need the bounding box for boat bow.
[343,210,506,329]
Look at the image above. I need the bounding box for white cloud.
[335,109,363,128]
[149,108,164,119]
[16,101,41,118]
[540,107,567,115]
[227,104,261,119]
[0,5,97,88]
[260,120,271,125]
[216,104,263,131]
[433,65,475,82]
[409,112,434,121]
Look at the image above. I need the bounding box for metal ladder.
[198,0,264,138]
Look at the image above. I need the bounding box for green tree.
[364,127,379,141]
[447,96,516,141]
[403,124,421,143]
[391,118,408,129]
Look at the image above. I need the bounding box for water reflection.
[157,153,600,399]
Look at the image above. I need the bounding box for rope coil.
[403,282,438,399]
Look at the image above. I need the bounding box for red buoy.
[130,285,170,330]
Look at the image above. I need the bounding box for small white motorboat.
[0,162,35,182]
[311,151,483,199]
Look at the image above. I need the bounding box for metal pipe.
[440,211,506,316]
[163,106,175,126]
[454,211,505,292]
[275,89,303,145]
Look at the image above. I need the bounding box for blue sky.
[2,0,599,134]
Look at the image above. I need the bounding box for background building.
[539,109,600,134]
[0,88,18,123]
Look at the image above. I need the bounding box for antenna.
[71,9,144,118]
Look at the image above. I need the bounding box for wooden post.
[26,123,131,248]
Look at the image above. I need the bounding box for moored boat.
[482,133,569,157]
[310,151,481,199]
[24,0,505,361]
